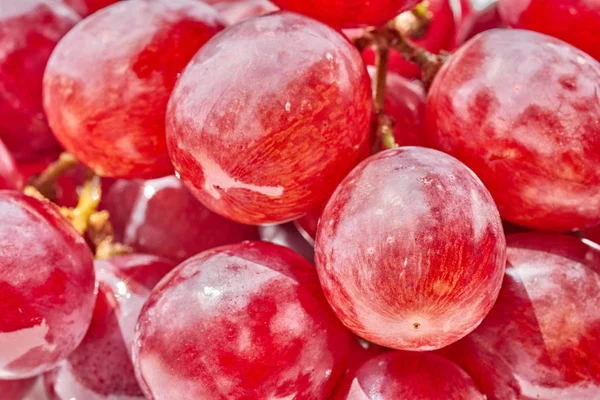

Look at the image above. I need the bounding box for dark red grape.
[585,225,600,245]
[426,29,600,231]
[333,351,483,399]
[295,206,321,244]
[43,0,226,179]
[0,191,95,378]
[315,147,506,350]
[258,223,314,263]
[44,254,176,400]
[367,66,426,147]
[0,0,79,162]
[0,377,37,400]
[361,0,457,78]
[103,176,259,262]
[213,0,277,24]
[441,233,600,399]
[167,11,372,225]
[133,241,352,399]
[271,0,418,28]
[499,0,600,61]
[59,0,119,16]
[0,140,23,190]
[453,2,506,47]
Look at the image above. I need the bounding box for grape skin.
[43,0,226,178]
[167,11,372,225]
[426,29,600,231]
[0,191,95,379]
[315,147,506,351]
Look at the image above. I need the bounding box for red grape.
[362,0,457,78]
[367,66,427,147]
[43,0,226,179]
[315,147,506,350]
[103,176,259,262]
[271,0,418,28]
[453,2,505,47]
[59,0,119,17]
[333,351,484,399]
[0,377,37,400]
[0,191,95,378]
[295,206,321,244]
[258,223,314,263]
[0,140,23,191]
[441,233,600,399]
[499,0,600,61]
[133,241,352,399]
[331,335,387,395]
[167,11,372,225]
[213,0,278,24]
[426,29,600,231]
[0,0,79,162]
[585,225,600,245]
[44,254,176,400]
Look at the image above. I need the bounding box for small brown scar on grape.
[413,322,421,329]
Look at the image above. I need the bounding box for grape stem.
[29,152,78,199]
[66,174,102,235]
[66,174,132,259]
[394,0,433,39]
[372,37,397,151]
[87,211,132,260]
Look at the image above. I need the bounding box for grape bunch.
[0,0,599,399]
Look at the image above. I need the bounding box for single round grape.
[0,191,95,378]
[59,0,119,17]
[103,176,259,263]
[367,66,426,147]
[133,241,352,399]
[44,254,176,400]
[167,11,372,225]
[271,0,418,28]
[0,377,37,400]
[499,0,600,61]
[213,0,278,24]
[426,29,600,231]
[43,0,226,179]
[441,233,600,399]
[315,147,506,350]
[258,223,314,263]
[0,0,79,162]
[0,141,23,191]
[333,351,483,399]
[361,0,457,78]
